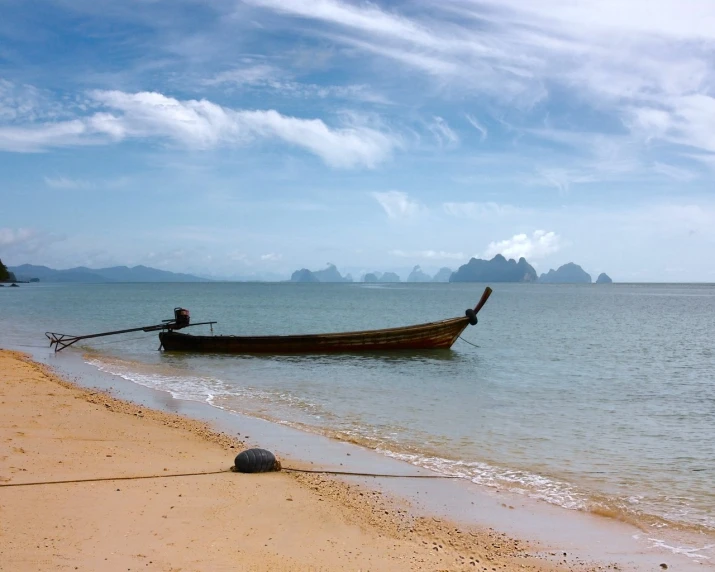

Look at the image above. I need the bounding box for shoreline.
[1,348,581,572]
[1,347,710,570]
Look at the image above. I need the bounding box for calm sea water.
[2,282,714,542]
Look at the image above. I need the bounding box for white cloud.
[260,253,282,261]
[247,0,715,158]
[389,249,464,259]
[625,107,673,142]
[0,119,99,152]
[203,63,390,103]
[246,0,543,103]
[639,203,715,231]
[0,79,72,123]
[0,90,399,168]
[652,162,697,182]
[246,0,441,48]
[371,191,423,219]
[44,176,91,189]
[203,64,279,86]
[443,202,524,218]
[495,0,715,40]
[483,230,561,260]
[536,168,596,194]
[0,227,64,259]
[623,95,715,163]
[428,116,459,148]
[0,228,36,247]
[667,95,715,153]
[465,114,487,141]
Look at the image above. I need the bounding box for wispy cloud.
[465,114,487,141]
[371,191,423,219]
[652,162,697,182]
[0,79,72,123]
[0,227,36,247]
[0,227,65,260]
[443,202,525,218]
[623,97,715,171]
[246,0,544,102]
[202,63,280,87]
[0,119,103,153]
[428,116,459,148]
[389,249,464,260]
[43,175,130,190]
[536,168,596,194]
[0,90,399,168]
[246,0,715,161]
[44,176,91,190]
[483,230,561,260]
[202,62,390,103]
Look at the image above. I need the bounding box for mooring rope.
[0,469,230,488]
[0,467,459,489]
[282,468,459,479]
[458,335,480,348]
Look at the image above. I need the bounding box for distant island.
[5,258,612,284]
[406,265,432,282]
[450,255,537,282]
[539,263,591,284]
[290,265,455,283]
[537,264,615,284]
[363,271,400,283]
[291,263,352,283]
[361,267,452,283]
[8,264,210,283]
[432,267,452,283]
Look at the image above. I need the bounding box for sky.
[1,0,714,282]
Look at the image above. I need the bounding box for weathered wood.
[159,286,493,354]
[160,316,471,353]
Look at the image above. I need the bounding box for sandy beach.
[0,349,609,571]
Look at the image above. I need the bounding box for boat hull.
[159,317,470,354]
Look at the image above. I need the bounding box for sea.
[2,281,714,559]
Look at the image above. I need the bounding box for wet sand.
[0,349,614,572]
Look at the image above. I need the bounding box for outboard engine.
[173,307,190,328]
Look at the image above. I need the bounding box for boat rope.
[0,469,229,488]
[0,467,459,489]
[282,468,459,479]
[458,335,480,348]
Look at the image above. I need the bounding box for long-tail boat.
[159,287,492,354]
[46,287,492,354]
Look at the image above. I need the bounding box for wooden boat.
[159,287,492,354]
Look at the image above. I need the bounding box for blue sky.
[1,0,714,281]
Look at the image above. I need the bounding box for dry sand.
[0,349,605,571]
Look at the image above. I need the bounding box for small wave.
[86,356,232,402]
[381,450,588,510]
[83,354,715,543]
[647,539,715,560]
[84,355,329,420]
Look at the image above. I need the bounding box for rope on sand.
[0,467,459,489]
[282,468,458,479]
[0,469,230,488]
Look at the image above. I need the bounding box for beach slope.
[0,350,580,571]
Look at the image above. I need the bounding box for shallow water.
[2,281,714,547]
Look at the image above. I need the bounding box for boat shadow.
[160,348,471,366]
